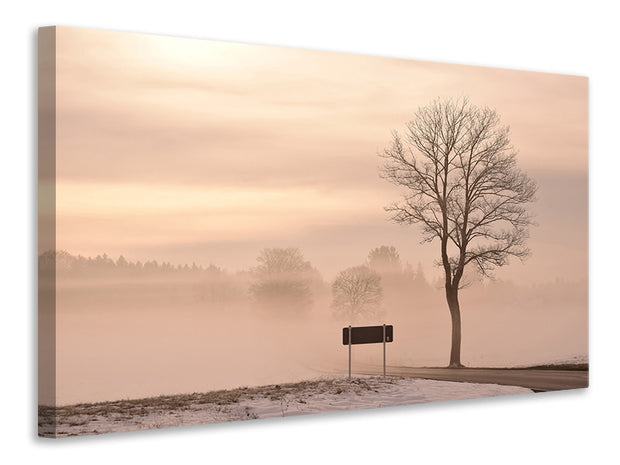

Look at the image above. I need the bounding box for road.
[354,365,589,392]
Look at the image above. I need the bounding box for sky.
[50,26,588,284]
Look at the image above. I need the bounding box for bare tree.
[380,98,537,367]
[331,265,382,321]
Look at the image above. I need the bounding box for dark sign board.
[342,325,393,345]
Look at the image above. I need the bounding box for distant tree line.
[39,246,434,320]
[39,250,224,276]
[38,246,584,328]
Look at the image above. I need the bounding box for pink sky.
[50,27,588,283]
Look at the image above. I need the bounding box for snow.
[39,376,532,438]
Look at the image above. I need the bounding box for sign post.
[343,324,393,380]
[348,325,352,380]
[383,324,386,378]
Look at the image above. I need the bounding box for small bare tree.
[331,265,382,321]
[380,98,537,367]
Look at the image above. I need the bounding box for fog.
[42,28,588,407]
[42,253,587,406]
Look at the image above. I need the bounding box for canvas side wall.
[38,26,57,437]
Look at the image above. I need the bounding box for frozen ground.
[39,376,531,438]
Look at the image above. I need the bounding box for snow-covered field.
[39,376,531,438]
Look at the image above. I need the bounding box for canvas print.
[38,26,588,438]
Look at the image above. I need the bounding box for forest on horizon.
[40,247,587,326]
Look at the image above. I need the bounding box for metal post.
[383,324,386,379]
[348,325,352,380]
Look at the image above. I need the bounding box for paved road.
[355,365,589,392]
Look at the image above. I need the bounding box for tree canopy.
[367,245,402,274]
[250,247,317,313]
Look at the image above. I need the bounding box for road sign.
[342,325,393,345]
[343,324,393,379]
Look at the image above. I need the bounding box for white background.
[1,1,617,463]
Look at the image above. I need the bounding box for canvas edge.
[38,25,58,439]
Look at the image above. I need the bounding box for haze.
[42,28,588,405]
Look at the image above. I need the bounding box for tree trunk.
[446,289,463,368]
